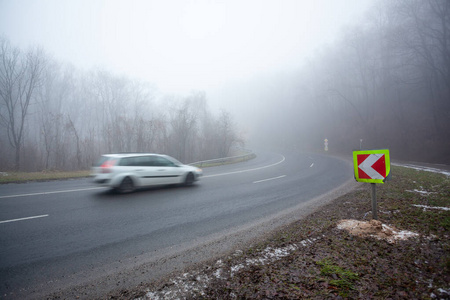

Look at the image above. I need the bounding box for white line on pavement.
[203,154,286,178]
[0,187,104,199]
[0,154,286,199]
[0,214,49,224]
[253,175,286,184]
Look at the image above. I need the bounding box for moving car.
[91,153,202,193]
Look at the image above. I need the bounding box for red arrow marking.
[358,167,371,179]
[357,154,370,166]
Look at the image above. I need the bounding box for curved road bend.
[0,150,354,299]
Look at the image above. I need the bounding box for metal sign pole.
[371,183,377,220]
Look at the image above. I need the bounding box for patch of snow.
[230,264,245,277]
[138,243,308,299]
[393,163,450,177]
[412,204,450,211]
[300,237,319,247]
[214,268,223,279]
[0,172,8,176]
[215,259,223,267]
[245,244,298,266]
[143,291,159,300]
[406,189,437,195]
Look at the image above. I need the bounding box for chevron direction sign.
[353,149,390,184]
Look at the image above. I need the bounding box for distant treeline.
[254,0,449,163]
[0,38,242,171]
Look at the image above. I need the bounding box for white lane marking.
[203,154,286,178]
[0,214,49,224]
[310,163,314,168]
[0,154,286,198]
[0,187,104,199]
[253,175,286,184]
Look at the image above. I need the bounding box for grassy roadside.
[128,166,449,299]
[0,170,90,183]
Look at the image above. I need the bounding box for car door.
[130,156,153,186]
[151,156,183,185]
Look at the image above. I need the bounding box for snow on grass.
[137,241,318,299]
[138,218,427,299]
[412,204,450,211]
[406,189,437,195]
[393,163,450,177]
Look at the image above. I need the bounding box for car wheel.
[184,172,195,186]
[117,176,135,193]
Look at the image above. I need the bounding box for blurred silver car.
[91,153,202,193]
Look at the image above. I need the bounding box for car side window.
[119,157,140,166]
[132,156,145,166]
[118,156,176,167]
[118,157,131,166]
[140,156,155,167]
[154,156,175,167]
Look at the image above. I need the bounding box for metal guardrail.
[189,151,255,168]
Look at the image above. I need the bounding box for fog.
[1,0,449,171]
[0,0,370,94]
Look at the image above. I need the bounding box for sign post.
[353,149,391,219]
[371,183,377,219]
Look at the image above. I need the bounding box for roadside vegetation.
[0,170,90,184]
[124,166,449,299]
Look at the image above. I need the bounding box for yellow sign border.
[353,149,390,184]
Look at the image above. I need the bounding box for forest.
[244,0,449,164]
[0,44,242,171]
[1,0,449,171]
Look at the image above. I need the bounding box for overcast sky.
[0,0,372,95]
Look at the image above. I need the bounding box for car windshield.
[164,155,182,166]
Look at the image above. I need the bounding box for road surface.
[0,150,353,299]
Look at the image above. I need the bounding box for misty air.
[0,1,449,299]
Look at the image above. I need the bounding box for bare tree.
[169,97,198,162]
[0,38,45,170]
[216,110,239,158]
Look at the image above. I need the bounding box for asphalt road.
[0,150,353,299]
